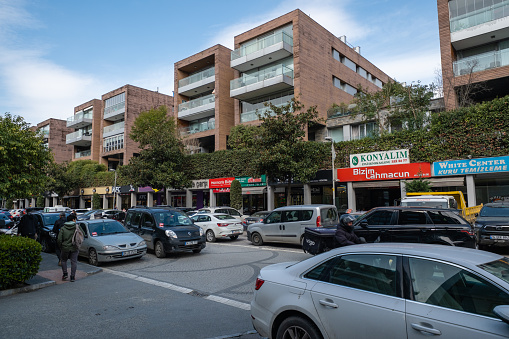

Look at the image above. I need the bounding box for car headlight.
[165,230,177,239]
[138,240,146,247]
[199,228,204,236]
[102,245,118,250]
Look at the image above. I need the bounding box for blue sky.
[0,0,441,125]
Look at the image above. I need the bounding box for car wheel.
[192,249,202,254]
[276,316,323,339]
[41,236,51,253]
[251,232,263,246]
[229,235,239,240]
[88,248,100,266]
[155,241,166,258]
[206,230,216,242]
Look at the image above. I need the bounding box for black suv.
[353,206,475,248]
[474,202,509,250]
[124,207,205,258]
[34,212,70,252]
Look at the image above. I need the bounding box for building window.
[104,92,126,115]
[328,128,344,142]
[332,48,357,73]
[449,0,509,32]
[333,76,358,96]
[352,122,377,140]
[103,134,124,153]
[357,66,368,79]
[38,124,50,137]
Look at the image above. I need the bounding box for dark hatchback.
[34,212,70,252]
[474,202,509,250]
[124,207,206,258]
[353,206,475,248]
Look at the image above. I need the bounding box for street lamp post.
[110,169,117,209]
[325,137,336,208]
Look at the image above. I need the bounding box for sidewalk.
[0,251,102,297]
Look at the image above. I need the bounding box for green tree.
[45,161,74,204]
[404,171,432,193]
[0,113,52,200]
[227,125,260,150]
[255,99,329,205]
[120,106,189,190]
[36,196,44,207]
[92,192,101,210]
[230,179,242,211]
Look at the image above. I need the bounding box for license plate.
[490,235,509,240]
[185,240,198,246]
[122,250,137,256]
[232,231,241,234]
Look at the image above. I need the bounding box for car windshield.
[153,211,193,226]
[43,214,61,225]
[215,214,235,220]
[480,206,509,217]
[89,221,128,236]
[479,257,509,284]
[83,210,100,216]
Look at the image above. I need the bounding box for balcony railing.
[450,1,509,32]
[240,94,294,123]
[103,121,125,137]
[231,32,293,61]
[178,67,215,88]
[453,49,509,76]
[178,94,215,112]
[230,65,294,91]
[66,130,92,145]
[67,111,92,127]
[75,150,91,159]
[104,101,125,120]
[179,120,215,136]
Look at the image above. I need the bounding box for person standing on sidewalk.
[18,210,37,240]
[52,212,66,266]
[57,214,79,282]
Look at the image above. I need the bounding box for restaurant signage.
[337,162,431,182]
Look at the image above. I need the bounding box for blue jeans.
[61,250,78,277]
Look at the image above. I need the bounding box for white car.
[251,243,509,339]
[195,207,247,222]
[191,213,243,242]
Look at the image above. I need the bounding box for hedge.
[0,235,42,289]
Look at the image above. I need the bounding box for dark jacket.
[53,217,66,237]
[18,214,37,237]
[335,225,362,247]
[57,221,78,252]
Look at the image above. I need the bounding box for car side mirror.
[493,305,509,325]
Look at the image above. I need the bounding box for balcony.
[453,49,509,76]
[103,121,125,138]
[450,1,509,50]
[230,66,294,101]
[67,110,93,129]
[178,67,215,97]
[178,94,215,121]
[179,119,215,136]
[104,102,125,121]
[231,32,293,72]
[240,94,293,123]
[66,130,92,146]
[75,149,91,159]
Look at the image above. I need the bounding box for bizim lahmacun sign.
[350,149,410,168]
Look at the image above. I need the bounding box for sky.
[0,0,441,126]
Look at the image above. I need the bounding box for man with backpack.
[57,214,83,282]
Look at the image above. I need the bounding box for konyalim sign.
[337,162,431,182]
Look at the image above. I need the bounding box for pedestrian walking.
[57,214,79,282]
[17,210,37,240]
[53,212,66,266]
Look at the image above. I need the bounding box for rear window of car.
[215,214,236,220]
[427,211,463,224]
[228,209,241,217]
[43,214,61,225]
[480,206,509,217]
[321,208,338,223]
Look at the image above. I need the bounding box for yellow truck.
[401,191,483,224]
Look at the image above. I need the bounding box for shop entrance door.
[355,187,400,211]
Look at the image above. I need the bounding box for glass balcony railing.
[66,130,91,143]
[104,101,125,116]
[231,32,293,61]
[178,94,215,112]
[75,150,91,158]
[230,65,294,91]
[450,1,509,32]
[178,67,215,88]
[453,49,509,76]
[179,120,215,136]
[103,121,125,135]
[240,94,294,123]
[67,111,92,125]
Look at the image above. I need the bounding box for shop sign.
[138,186,155,193]
[209,176,267,189]
[350,149,409,168]
[337,162,431,182]
[209,177,235,189]
[191,180,209,189]
[213,188,230,193]
[433,156,509,176]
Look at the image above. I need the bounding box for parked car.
[191,213,243,242]
[124,207,205,258]
[102,209,119,219]
[74,209,90,215]
[353,206,475,248]
[474,202,509,250]
[175,207,196,215]
[243,210,271,231]
[76,219,147,266]
[195,207,247,221]
[24,207,44,213]
[251,243,509,339]
[0,212,16,233]
[34,212,70,252]
[247,204,339,246]
[77,209,103,220]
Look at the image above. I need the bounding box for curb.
[0,279,56,298]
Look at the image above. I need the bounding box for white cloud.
[374,52,442,86]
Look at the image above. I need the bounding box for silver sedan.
[251,243,509,339]
[77,219,146,266]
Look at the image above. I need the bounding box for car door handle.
[411,323,441,335]
[319,299,338,308]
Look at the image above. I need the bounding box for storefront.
[209,176,267,213]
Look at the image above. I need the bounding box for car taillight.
[461,230,474,236]
[217,223,229,227]
[255,278,265,290]
[316,216,322,227]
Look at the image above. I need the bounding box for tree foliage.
[0,113,52,199]
[227,124,260,150]
[405,175,432,193]
[229,179,242,211]
[120,106,189,190]
[92,192,101,210]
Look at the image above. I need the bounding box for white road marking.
[208,242,307,254]
[102,268,251,310]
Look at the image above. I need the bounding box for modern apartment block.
[65,84,173,170]
[36,118,74,163]
[231,9,391,142]
[438,0,509,110]
[174,45,235,152]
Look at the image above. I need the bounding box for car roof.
[80,219,121,224]
[273,204,336,210]
[129,207,180,213]
[483,202,509,207]
[368,206,458,212]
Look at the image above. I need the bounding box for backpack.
[72,226,85,249]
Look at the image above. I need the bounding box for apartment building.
[438,0,509,110]
[36,118,74,163]
[66,99,102,162]
[174,45,235,152]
